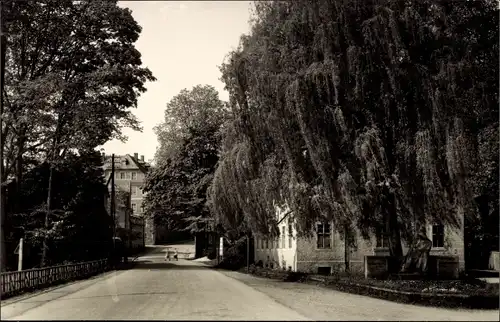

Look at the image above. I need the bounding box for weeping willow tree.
[209,0,498,261]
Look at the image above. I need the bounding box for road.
[1,246,498,321]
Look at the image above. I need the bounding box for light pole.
[111,154,116,238]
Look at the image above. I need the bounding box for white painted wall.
[254,203,298,271]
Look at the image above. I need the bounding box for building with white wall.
[254,203,465,276]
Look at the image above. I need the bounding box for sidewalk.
[191,256,218,267]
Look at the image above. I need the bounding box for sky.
[101,1,253,162]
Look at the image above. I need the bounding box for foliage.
[143,85,228,232]
[210,0,499,257]
[216,237,248,270]
[1,0,154,268]
[203,248,217,260]
[153,85,229,162]
[5,151,113,267]
[1,0,155,182]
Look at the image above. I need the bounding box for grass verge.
[230,265,499,310]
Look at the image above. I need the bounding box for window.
[126,172,131,179]
[120,172,125,179]
[432,224,444,248]
[281,226,286,249]
[317,266,332,276]
[265,239,269,249]
[133,186,140,196]
[288,223,293,248]
[376,226,390,248]
[131,172,137,180]
[131,203,137,213]
[316,222,331,249]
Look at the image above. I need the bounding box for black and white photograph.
[0,0,498,320]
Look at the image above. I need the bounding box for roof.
[102,154,151,174]
[128,154,151,173]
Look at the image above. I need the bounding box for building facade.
[103,153,154,244]
[254,203,465,276]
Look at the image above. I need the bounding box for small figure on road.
[174,248,178,261]
[164,248,171,261]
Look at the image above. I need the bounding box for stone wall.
[295,231,345,274]
[295,229,374,275]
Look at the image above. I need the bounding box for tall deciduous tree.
[153,85,229,162]
[210,0,498,262]
[144,85,228,232]
[1,0,155,267]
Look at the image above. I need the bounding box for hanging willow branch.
[209,0,498,251]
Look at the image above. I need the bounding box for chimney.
[141,155,144,162]
[134,153,138,160]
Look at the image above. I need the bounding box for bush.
[203,249,217,260]
[284,271,308,282]
[207,251,217,260]
[216,239,247,270]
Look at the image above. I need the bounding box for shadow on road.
[132,261,209,270]
[18,292,180,303]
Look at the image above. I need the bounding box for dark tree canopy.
[5,151,113,268]
[2,0,155,182]
[1,0,155,269]
[209,0,498,257]
[143,85,228,232]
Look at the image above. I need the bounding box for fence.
[1,259,108,299]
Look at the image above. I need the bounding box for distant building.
[103,153,155,245]
[254,203,465,278]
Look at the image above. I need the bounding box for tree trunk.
[40,163,54,267]
[40,113,64,267]
[385,188,403,261]
[344,224,350,272]
[14,133,25,212]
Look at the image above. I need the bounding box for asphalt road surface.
[1,246,498,321]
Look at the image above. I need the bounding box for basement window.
[317,266,331,276]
